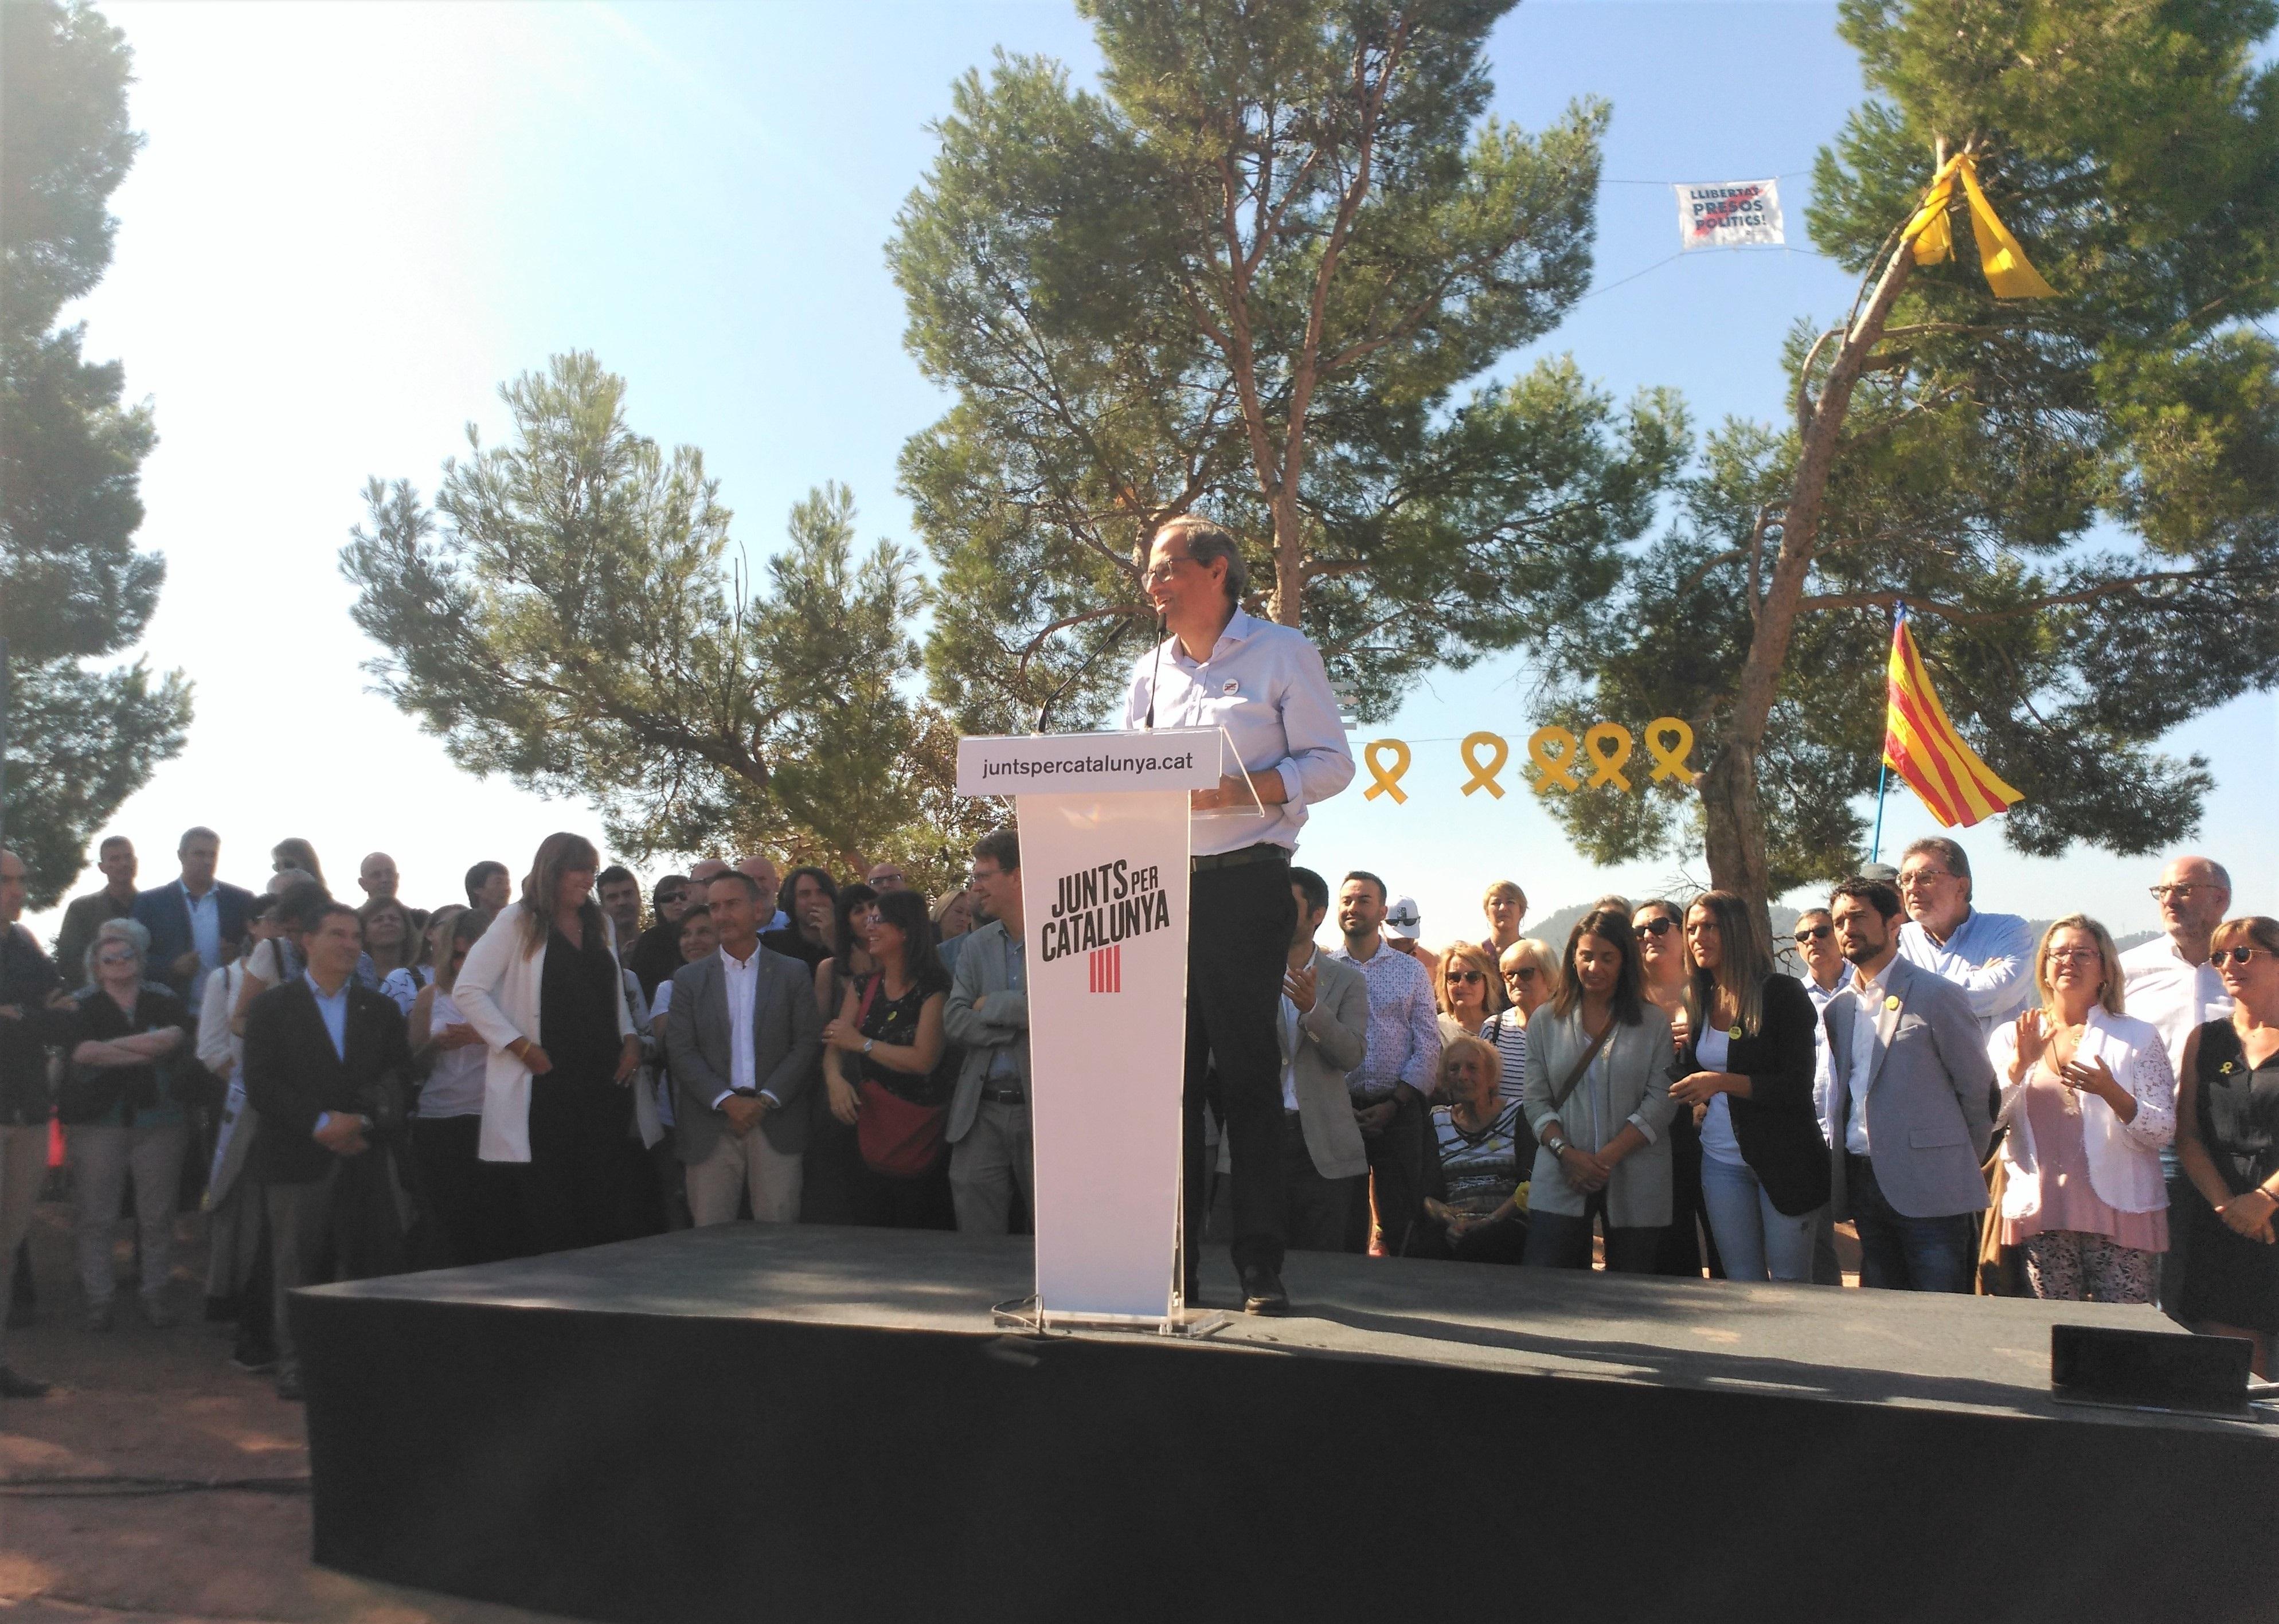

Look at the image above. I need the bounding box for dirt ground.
[0,1196,568,1624]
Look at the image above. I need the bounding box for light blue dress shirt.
[305,971,351,1061]
[1898,907,2035,1035]
[182,881,222,1003]
[1122,608,1355,856]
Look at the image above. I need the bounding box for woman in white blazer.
[454,833,642,1255]
[1987,915,2174,1304]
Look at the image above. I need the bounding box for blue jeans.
[1699,1155,1820,1283]
[1846,1153,1977,1293]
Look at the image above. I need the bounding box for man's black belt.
[979,1085,1027,1105]
[1191,843,1290,874]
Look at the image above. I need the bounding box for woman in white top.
[452,835,642,1255]
[1436,941,1526,1106]
[406,907,511,1265]
[1988,915,2175,1304]
[364,897,427,1012]
[198,894,279,1366]
[228,872,323,1035]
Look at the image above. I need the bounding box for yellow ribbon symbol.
[1582,723,1635,791]
[1903,152,2054,300]
[1459,731,1509,798]
[1645,717,1696,785]
[1362,738,1411,804]
[1528,726,1581,793]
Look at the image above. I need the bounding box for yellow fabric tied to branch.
[1902,153,2055,299]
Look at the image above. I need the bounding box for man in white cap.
[1382,896,1425,959]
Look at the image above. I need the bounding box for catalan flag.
[1882,608,2023,828]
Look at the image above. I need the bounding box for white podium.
[954,727,1254,1330]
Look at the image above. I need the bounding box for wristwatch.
[862,1038,875,1055]
[1546,1137,1570,1160]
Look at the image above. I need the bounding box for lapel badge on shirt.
[1727,1024,1742,1040]
[1883,994,1900,1011]
[1221,678,1240,695]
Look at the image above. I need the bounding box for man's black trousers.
[1180,854,1297,1283]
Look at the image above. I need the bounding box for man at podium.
[1124,516,1356,1313]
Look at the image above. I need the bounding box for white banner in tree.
[1675,178,1784,249]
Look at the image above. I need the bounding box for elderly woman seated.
[1413,1034,1531,1264]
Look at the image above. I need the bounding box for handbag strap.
[855,972,884,1031]
[1547,1019,1615,1114]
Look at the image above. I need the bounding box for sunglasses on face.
[1637,917,1675,937]
[1794,924,1833,944]
[658,891,686,907]
[1449,970,1486,985]
[1503,966,1539,983]
[96,950,138,966]
[2212,946,2262,968]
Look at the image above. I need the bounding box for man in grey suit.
[1823,875,1996,1292]
[666,872,822,1226]
[944,829,1031,1235]
[1277,868,1369,1251]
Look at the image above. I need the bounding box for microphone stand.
[1034,611,1155,734]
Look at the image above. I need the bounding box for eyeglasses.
[2212,946,2262,968]
[1449,970,1486,985]
[1140,554,1195,585]
[95,950,138,966]
[2045,946,2102,964]
[1793,924,1832,944]
[1636,917,1676,937]
[1898,868,1955,889]
[657,890,686,907]
[2150,884,2216,902]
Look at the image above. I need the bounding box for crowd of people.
[0,519,2266,1406]
[1,818,2272,1404]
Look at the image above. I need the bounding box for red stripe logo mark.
[1088,944,1121,993]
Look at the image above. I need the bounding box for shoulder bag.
[854,975,948,1179]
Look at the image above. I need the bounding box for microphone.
[1034,611,1149,735]
[1143,610,1166,731]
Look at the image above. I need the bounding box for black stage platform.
[298,1225,2278,1624]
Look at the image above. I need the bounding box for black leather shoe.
[0,1364,52,1399]
[1240,1265,1289,1316]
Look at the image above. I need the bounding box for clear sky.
[30,0,2274,949]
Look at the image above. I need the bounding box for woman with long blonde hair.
[454,833,646,1255]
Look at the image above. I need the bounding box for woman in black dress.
[799,883,877,1224]
[2176,915,2279,1375]
[821,887,952,1229]
[515,835,644,1253]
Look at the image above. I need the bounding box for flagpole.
[1868,604,1899,864]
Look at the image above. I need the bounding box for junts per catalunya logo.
[1041,858,1172,977]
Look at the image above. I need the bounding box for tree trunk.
[1698,237,1918,930]
[1268,488,1305,626]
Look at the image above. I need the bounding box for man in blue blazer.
[131,827,256,1007]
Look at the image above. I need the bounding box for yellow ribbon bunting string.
[1903,153,2053,299]
[1582,723,1635,791]
[1645,717,1697,785]
[1362,738,1412,803]
[1459,732,1509,798]
[1529,726,1581,792]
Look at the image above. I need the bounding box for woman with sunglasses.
[406,906,513,1265]
[1987,917,2174,1304]
[2175,916,2279,1373]
[1636,899,1722,1279]
[1671,891,1829,1283]
[1436,942,1523,1105]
